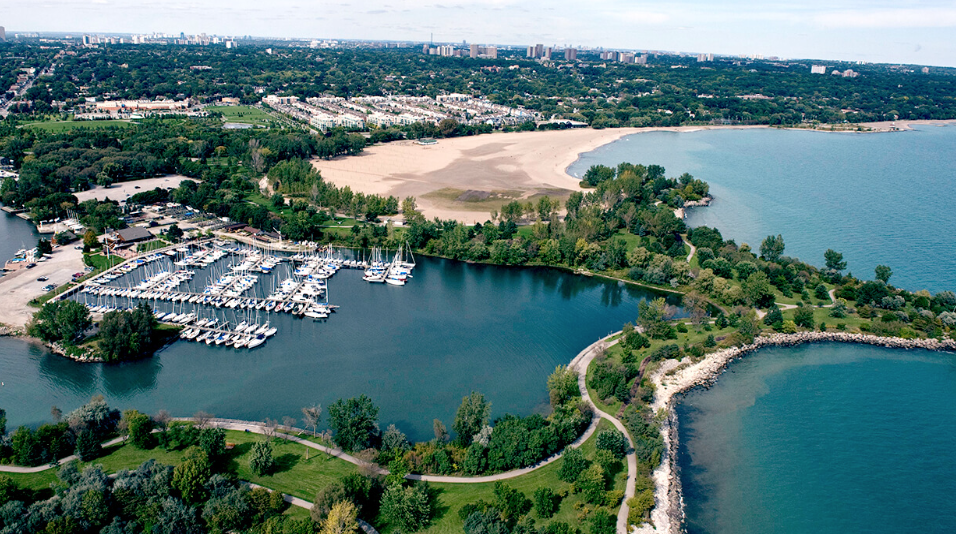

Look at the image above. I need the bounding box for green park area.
[21,119,134,132]
[207,105,274,127]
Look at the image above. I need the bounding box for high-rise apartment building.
[564,48,577,61]
[470,44,479,58]
[0,27,5,41]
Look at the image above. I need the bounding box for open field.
[21,120,134,132]
[73,175,197,203]
[207,105,274,126]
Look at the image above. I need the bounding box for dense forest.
[3,41,956,126]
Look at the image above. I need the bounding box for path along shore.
[638,332,956,534]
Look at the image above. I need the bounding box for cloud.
[814,8,956,28]
[617,10,670,25]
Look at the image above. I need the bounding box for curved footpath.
[1,334,635,531]
[570,334,638,534]
[640,332,956,534]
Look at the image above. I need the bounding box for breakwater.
[641,332,956,534]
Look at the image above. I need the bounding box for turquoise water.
[568,126,956,292]
[0,243,673,441]
[676,343,956,534]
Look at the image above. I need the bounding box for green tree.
[533,487,558,518]
[793,305,816,328]
[763,306,783,327]
[759,234,785,262]
[824,249,847,272]
[123,409,153,449]
[875,264,893,284]
[574,464,607,505]
[167,224,184,242]
[172,448,211,504]
[81,489,109,528]
[28,300,92,344]
[589,508,616,534]
[742,272,775,308]
[547,365,578,407]
[36,238,53,256]
[380,482,434,532]
[82,229,98,251]
[75,429,101,461]
[453,391,491,446]
[557,446,589,483]
[249,440,276,476]
[197,427,227,468]
[327,395,379,452]
[596,429,629,459]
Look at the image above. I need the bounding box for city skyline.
[4,0,956,67]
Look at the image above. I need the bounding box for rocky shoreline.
[641,332,956,534]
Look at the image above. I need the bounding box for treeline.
[266,159,399,220]
[0,401,306,534]
[15,43,956,128]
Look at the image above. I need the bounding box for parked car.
[42,284,56,292]
[25,263,36,269]
[36,276,49,282]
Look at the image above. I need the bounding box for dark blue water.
[0,251,670,441]
[676,343,956,534]
[0,210,40,263]
[568,126,956,292]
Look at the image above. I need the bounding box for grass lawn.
[407,419,624,534]
[5,423,627,534]
[83,252,125,272]
[22,120,134,132]
[207,106,273,127]
[137,239,172,253]
[224,430,360,501]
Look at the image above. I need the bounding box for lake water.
[0,210,40,265]
[0,232,671,441]
[568,125,956,292]
[676,343,956,534]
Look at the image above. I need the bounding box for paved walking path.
[1,336,635,530]
[570,333,637,534]
[0,436,127,473]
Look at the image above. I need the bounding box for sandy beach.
[312,126,765,223]
[73,175,196,204]
[311,121,952,224]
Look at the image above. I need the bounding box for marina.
[62,239,416,350]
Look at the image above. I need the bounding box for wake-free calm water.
[676,343,956,534]
[568,125,956,292]
[0,226,670,440]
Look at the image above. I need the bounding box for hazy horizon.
[4,0,956,67]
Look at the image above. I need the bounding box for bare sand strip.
[73,175,197,204]
[312,121,955,224]
[638,332,956,534]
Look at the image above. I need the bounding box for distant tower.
[0,27,5,41]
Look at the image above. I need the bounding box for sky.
[4,0,956,66]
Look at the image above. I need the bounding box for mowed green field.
[207,105,273,126]
[22,120,134,132]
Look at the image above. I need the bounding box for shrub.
[249,440,275,476]
[704,334,716,347]
[781,320,798,334]
[627,489,656,524]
